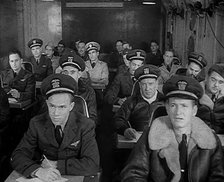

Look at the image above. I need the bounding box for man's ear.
[165,100,170,115]
[78,71,82,79]
[70,101,75,111]
[192,104,198,116]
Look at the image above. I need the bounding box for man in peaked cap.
[59,52,97,124]
[114,64,164,140]
[105,49,146,106]
[121,75,224,182]
[11,74,100,182]
[27,38,53,81]
[84,41,108,87]
[176,52,207,82]
[83,41,109,109]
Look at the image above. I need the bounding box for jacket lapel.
[60,112,78,150]
[43,115,58,147]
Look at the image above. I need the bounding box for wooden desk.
[35,81,42,89]
[9,99,32,109]
[5,170,85,182]
[117,132,142,149]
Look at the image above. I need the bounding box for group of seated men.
[0,37,224,182]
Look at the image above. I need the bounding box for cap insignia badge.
[143,68,149,75]
[51,79,60,89]
[89,44,93,48]
[33,40,36,44]
[177,81,187,91]
[68,56,73,62]
[198,56,202,61]
[136,51,141,58]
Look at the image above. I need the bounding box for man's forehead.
[168,97,194,103]
[131,59,143,65]
[140,78,157,83]
[188,62,201,70]
[210,71,224,81]
[63,65,79,71]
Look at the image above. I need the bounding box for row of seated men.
[0,65,224,182]
[0,36,224,181]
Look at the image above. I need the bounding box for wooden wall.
[0,0,62,58]
[0,0,18,57]
[62,1,163,53]
[164,0,224,69]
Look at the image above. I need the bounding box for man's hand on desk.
[8,89,20,99]
[118,98,127,106]
[124,128,137,140]
[35,167,61,182]
[41,158,57,168]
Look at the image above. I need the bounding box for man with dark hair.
[1,49,35,101]
[121,75,224,181]
[109,40,124,70]
[159,49,180,84]
[11,74,100,182]
[45,42,60,73]
[202,64,224,134]
[145,40,163,67]
[77,41,88,61]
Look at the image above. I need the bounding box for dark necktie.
[211,94,216,102]
[36,58,39,65]
[55,125,63,145]
[179,134,188,182]
[91,62,96,68]
[13,72,17,78]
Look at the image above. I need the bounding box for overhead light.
[142,1,156,5]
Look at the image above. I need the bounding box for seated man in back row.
[121,75,224,181]
[1,49,35,102]
[59,52,97,124]
[115,64,164,140]
[104,49,146,106]
[11,74,100,182]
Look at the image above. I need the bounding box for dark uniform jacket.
[109,51,124,69]
[197,96,224,134]
[115,91,164,134]
[1,68,35,101]
[27,55,53,81]
[145,51,163,67]
[121,116,224,182]
[0,87,10,151]
[76,78,97,124]
[104,71,134,105]
[11,111,100,178]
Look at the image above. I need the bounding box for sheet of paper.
[16,176,68,182]
[118,131,142,143]
[8,97,18,103]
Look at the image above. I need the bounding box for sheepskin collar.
[148,116,216,182]
[149,116,216,150]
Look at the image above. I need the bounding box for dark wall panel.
[0,0,18,57]
[62,3,162,53]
